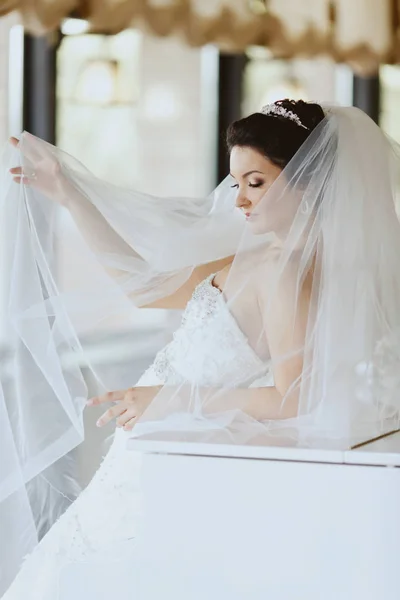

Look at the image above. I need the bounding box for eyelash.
[230,182,263,189]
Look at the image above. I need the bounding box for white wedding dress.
[3,274,270,600]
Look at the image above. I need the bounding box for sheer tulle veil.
[1,104,400,593]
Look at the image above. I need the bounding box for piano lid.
[129,430,400,467]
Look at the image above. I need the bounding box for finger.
[10,166,37,182]
[9,132,42,164]
[123,417,137,431]
[116,408,137,428]
[13,177,31,185]
[96,403,127,428]
[87,389,128,407]
[10,135,40,165]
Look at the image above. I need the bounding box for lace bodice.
[139,274,266,387]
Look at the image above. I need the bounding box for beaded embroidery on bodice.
[140,274,265,387]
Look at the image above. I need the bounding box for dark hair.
[226,99,325,169]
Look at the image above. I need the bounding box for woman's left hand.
[87,386,162,431]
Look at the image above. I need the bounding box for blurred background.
[1,0,400,503]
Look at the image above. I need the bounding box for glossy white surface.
[130,431,400,599]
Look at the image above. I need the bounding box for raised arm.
[9,135,233,309]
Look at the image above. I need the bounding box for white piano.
[129,431,400,600]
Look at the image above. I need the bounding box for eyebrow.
[229,170,264,179]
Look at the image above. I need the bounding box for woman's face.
[230,145,298,236]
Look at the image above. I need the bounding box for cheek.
[250,196,290,234]
[248,187,267,207]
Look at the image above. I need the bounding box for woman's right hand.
[8,134,69,206]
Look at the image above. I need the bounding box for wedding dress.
[2,274,271,600]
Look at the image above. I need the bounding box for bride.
[1,99,400,598]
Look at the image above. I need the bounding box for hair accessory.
[261,103,309,130]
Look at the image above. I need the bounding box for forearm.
[198,386,299,421]
[64,181,142,261]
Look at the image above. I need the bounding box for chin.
[247,214,271,235]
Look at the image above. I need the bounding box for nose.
[235,191,251,210]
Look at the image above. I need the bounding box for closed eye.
[231,182,263,189]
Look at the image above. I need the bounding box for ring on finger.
[22,169,37,180]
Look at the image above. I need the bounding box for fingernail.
[96,419,103,427]
[86,399,94,406]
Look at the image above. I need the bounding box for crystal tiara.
[261,103,309,130]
